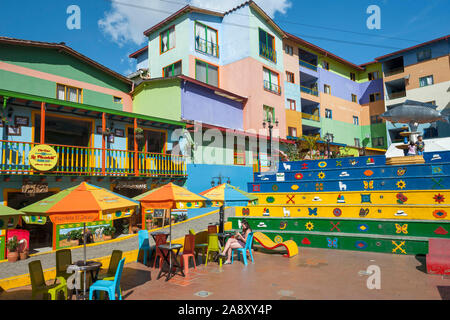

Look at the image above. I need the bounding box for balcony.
[195,37,219,57]
[300,86,318,96]
[263,80,281,95]
[0,140,187,177]
[299,60,318,71]
[384,67,404,77]
[302,112,320,122]
[387,91,406,100]
[259,43,277,63]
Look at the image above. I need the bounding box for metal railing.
[0,140,187,177]
[259,43,277,63]
[301,113,320,122]
[300,85,319,96]
[299,59,318,71]
[195,37,219,57]
[263,80,281,94]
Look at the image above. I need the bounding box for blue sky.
[0,0,448,75]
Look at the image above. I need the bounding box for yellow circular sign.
[28,144,58,171]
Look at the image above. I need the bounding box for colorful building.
[374,35,450,144]
[0,37,187,251]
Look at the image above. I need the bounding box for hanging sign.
[114,180,147,190]
[49,213,98,224]
[28,145,58,171]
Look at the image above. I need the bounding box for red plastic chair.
[208,225,217,234]
[180,234,196,274]
[152,233,168,269]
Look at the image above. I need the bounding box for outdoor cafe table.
[66,260,102,300]
[150,230,170,243]
[217,231,235,247]
[157,243,184,282]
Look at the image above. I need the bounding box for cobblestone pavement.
[0,208,235,279]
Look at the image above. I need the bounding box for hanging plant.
[135,127,145,140]
[102,128,112,136]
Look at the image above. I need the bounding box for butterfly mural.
[363,181,374,189]
[395,224,408,234]
[327,237,338,248]
[308,208,318,216]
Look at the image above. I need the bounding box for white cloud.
[98,0,291,46]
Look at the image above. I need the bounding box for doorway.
[7,190,57,250]
[127,127,166,154]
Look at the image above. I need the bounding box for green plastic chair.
[29,260,67,300]
[97,250,123,299]
[205,233,223,267]
[193,231,208,264]
[55,249,72,284]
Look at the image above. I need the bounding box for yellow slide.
[253,232,299,258]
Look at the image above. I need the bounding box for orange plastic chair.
[208,225,217,234]
[180,234,196,274]
[152,233,168,269]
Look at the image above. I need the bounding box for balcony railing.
[195,37,219,57]
[300,86,319,96]
[384,67,404,77]
[259,43,277,63]
[0,140,187,177]
[302,113,320,122]
[263,80,281,94]
[387,91,406,100]
[299,59,318,71]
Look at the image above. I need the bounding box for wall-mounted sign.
[14,116,29,127]
[49,213,98,224]
[115,180,147,190]
[28,145,58,171]
[22,183,49,194]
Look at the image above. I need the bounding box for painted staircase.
[228,151,450,255]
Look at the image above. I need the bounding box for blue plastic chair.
[89,258,125,300]
[231,232,254,266]
[137,230,153,266]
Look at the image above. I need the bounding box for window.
[287,99,296,111]
[372,137,384,147]
[419,75,434,87]
[113,96,122,103]
[288,127,297,137]
[351,94,357,103]
[259,28,276,62]
[353,116,359,125]
[263,67,280,94]
[325,108,332,119]
[160,26,175,54]
[322,60,329,70]
[354,138,360,147]
[371,115,383,124]
[286,71,294,83]
[350,72,356,81]
[57,84,82,103]
[195,22,218,57]
[163,60,182,77]
[234,142,245,165]
[369,92,381,102]
[263,105,275,121]
[195,60,218,86]
[324,84,331,94]
[368,71,380,81]
[417,48,431,62]
[284,44,293,55]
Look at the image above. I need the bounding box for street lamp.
[325,132,334,158]
[262,114,278,167]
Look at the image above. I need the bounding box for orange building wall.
[405,55,450,90]
[320,93,370,126]
[283,39,300,86]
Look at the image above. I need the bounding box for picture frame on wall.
[14,116,29,127]
[114,129,124,137]
[7,125,21,136]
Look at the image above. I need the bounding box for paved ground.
[2,244,450,300]
[0,208,235,279]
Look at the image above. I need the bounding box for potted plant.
[122,222,129,235]
[7,236,19,262]
[103,225,115,241]
[135,127,144,140]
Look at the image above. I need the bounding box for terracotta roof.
[374,34,450,61]
[285,32,364,71]
[129,45,148,59]
[0,36,132,85]
[143,5,224,36]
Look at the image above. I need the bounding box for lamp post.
[211,175,231,233]
[325,132,334,159]
[262,114,278,167]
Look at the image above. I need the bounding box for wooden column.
[102,112,106,176]
[134,118,138,176]
[40,102,46,143]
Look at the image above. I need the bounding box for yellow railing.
[301,113,320,122]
